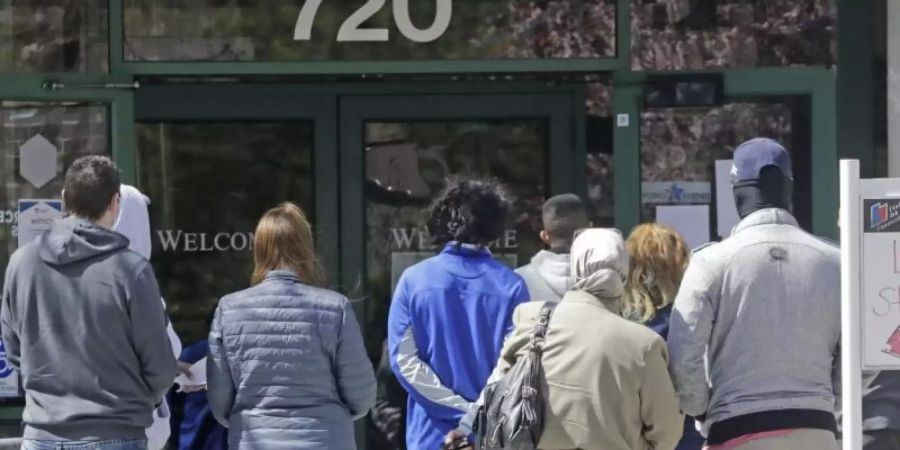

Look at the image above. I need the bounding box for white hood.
[113,185,152,259]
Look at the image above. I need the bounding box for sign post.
[841,159,900,450]
[840,159,863,450]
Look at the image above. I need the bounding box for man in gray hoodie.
[1,156,177,450]
[516,194,590,303]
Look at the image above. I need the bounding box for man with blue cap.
[667,138,841,450]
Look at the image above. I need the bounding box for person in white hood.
[114,184,182,450]
[516,194,590,303]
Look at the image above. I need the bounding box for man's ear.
[539,230,551,246]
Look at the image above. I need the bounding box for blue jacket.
[388,244,529,450]
[647,304,705,450]
[169,340,227,450]
[207,271,377,449]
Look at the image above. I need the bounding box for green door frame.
[338,91,577,314]
[612,67,838,239]
[134,84,341,277]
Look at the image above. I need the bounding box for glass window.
[631,0,835,70]
[639,98,812,237]
[123,0,616,62]
[586,81,614,227]
[137,122,314,344]
[363,120,546,356]
[0,103,108,275]
[0,1,108,73]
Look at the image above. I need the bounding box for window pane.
[631,0,835,70]
[137,122,314,344]
[0,1,108,73]
[640,98,812,235]
[124,0,615,62]
[363,120,546,356]
[586,82,614,227]
[0,103,108,275]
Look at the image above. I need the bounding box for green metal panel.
[123,59,625,76]
[109,0,125,74]
[837,0,875,177]
[613,83,641,234]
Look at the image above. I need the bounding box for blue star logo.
[669,184,684,202]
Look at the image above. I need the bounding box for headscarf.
[113,184,153,259]
[570,228,629,301]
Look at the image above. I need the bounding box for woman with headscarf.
[452,229,684,450]
[113,185,182,450]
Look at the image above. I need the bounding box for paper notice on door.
[656,205,711,250]
[17,199,63,249]
[715,160,741,238]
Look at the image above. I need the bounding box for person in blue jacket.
[388,176,530,450]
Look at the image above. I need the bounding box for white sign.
[641,181,711,204]
[0,340,19,398]
[294,0,452,43]
[860,197,900,369]
[17,199,62,249]
[715,160,741,238]
[655,205,711,250]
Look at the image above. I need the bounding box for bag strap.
[529,302,557,351]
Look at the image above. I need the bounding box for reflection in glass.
[0,103,107,274]
[0,1,108,72]
[363,120,546,357]
[631,0,835,70]
[639,99,811,231]
[137,122,314,343]
[124,0,615,62]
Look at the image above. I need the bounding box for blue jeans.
[21,440,147,450]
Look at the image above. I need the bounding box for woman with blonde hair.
[624,223,703,450]
[207,202,376,449]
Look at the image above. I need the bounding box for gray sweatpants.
[711,429,838,450]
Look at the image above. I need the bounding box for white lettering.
[157,230,183,252]
[337,0,389,42]
[184,233,199,252]
[231,233,248,251]
[299,0,452,43]
[504,230,517,248]
[214,233,230,251]
[293,0,323,40]
[200,233,214,252]
[393,0,452,43]
[391,228,417,249]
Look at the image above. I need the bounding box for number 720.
[294,0,453,43]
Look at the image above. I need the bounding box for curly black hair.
[427,176,511,246]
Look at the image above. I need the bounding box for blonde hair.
[251,202,323,286]
[623,223,690,323]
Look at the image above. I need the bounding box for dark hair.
[427,176,511,246]
[542,194,589,250]
[63,156,121,221]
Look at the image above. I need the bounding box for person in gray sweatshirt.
[667,138,840,450]
[515,194,590,303]
[1,156,177,450]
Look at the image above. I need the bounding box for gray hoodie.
[515,250,571,303]
[1,217,177,440]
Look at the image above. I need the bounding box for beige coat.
[495,290,684,450]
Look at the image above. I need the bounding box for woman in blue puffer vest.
[207,202,377,449]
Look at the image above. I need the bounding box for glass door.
[338,93,576,362]
[135,85,337,344]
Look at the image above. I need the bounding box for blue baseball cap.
[730,138,793,183]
